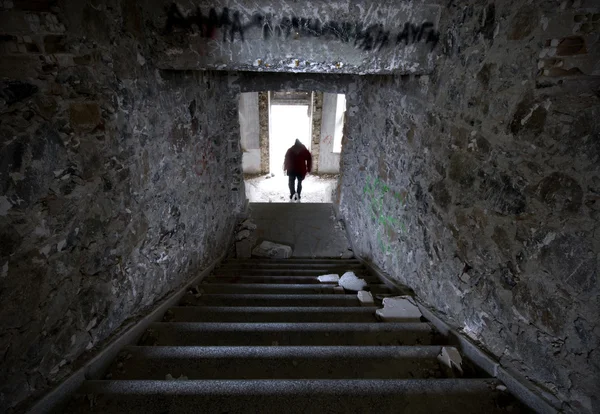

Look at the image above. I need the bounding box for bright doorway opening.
[238,90,347,203]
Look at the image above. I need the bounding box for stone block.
[0,79,38,106]
[69,102,100,130]
[357,290,374,306]
[44,35,67,53]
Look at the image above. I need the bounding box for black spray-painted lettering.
[165,5,440,52]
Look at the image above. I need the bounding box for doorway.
[238,90,347,203]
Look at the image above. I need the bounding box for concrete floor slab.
[249,203,352,258]
[245,174,338,203]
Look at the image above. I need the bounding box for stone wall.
[0,1,244,411]
[310,92,323,173]
[339,1,599,412]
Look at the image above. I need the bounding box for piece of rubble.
[235,229,251,241]
[338,271,367,291]
[252,241,292,259]
[240,219,257,230]
[357,290,374,305]
[340,249,355,259]
[375,295,422,322]
[317,274,340,283]
[437,346,463,374]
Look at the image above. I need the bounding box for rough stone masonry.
[338,1,600,413]
[0,1,244,411]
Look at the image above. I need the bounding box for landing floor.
[245,174,338,203]
[249,203,353,258]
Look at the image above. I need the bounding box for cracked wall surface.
[0,1,244,411]
[339,1,599,412]
[142,0,443,75]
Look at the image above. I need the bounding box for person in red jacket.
[284,139,312,200]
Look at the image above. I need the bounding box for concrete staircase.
[66,258,527,413]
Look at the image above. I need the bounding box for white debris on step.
[357,290,374,305]
[437,347,463,374]
[496,385,507,392]
[317,274,340,283]
[251,241,292,258]
[338,271,367,291]
[165,374,189,380]
[375,295,422,322]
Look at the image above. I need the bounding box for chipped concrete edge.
[332,211,561,414]
[361,258,561,414]
[27,244,231,414]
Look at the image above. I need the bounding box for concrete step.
[138,322,438,346]
[213,268,370,276]
[216,265,367,276]
[106,346,450,380]
[194,283,391,295]
[71,379,524,414]
[218,262,364,269]
[225,259,362,265]
[163,306,380,323]
[179,293,363,307]
[203,275,380,284]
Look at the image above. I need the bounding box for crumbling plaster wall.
[339,1,599,412]
[0,1,244,411]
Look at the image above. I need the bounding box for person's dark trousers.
[288,173,304,198]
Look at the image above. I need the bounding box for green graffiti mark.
[363,176,407,254]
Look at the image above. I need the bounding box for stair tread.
[64,258,527,414]
[193,283,390,294]
[167,306,379,312]
[81,378,502,394]
[106,345,451,380]
[164,306,380,322]
[149,321,431,330]
[203,275,379,283]
[180,293,365,307]
[70,378,525,414]
[122,345,445,357]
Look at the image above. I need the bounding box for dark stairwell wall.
[0,2,244,410]
[339,1,599,413]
